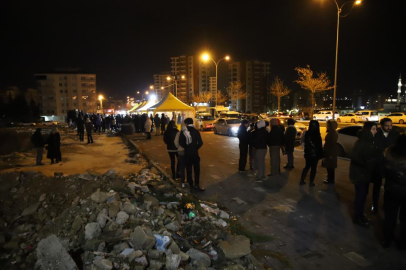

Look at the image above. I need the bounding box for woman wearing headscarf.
[350,121,379,227]
[164,120,180,180]
[252,120,268,180]
[299,120,323,186]
[322,120,338,184]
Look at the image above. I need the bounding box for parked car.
[213,118,241,136]
[37,120,59,126]
[381,112,406,124]
[313,110,339,121]
[336,113,359,123]
[219,111,240,118]
[354,110,379,122]
[336,125,405,157]
[195,113,216,131]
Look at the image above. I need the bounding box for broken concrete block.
[115,211,129,225]
[97,209,108,228]
[21,202,40,216]
[165,221,180,232]
[85,223,101,240]
[36,234,78,270]
[218,235,251,259]
[130,226,156,250]
[166,253,181,270]
[186,248,211,267]
[71,215,83,232]
[93,257,113,270]
[123,202,137,214]
[90,189,108,203]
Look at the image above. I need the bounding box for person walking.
[154,114,161,136]
[237,119,250,172]
[322,120,338,184]
[144,117,152,140]
[382,134,406,249]
[267,118,285,176]
[252,120,268,180]
[31,128,45,166]
[179,118,204,192]
[299,120,323,186]
[161,113,167,135]
[164,120,180,180]
[85,118,94,143]
[284,118,297,169]
[350,121,379,227]
[175,123,187,188]
[372,117,400,214]
[76,116,85,142]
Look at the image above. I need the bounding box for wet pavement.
[126,131,406,270]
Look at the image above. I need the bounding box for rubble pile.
[0,165,259,269]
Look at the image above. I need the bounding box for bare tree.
[294,65,333,117]
[226,81,246,110]
[191,91,213,104]
[216,91,228,106]
[269,76,291,113]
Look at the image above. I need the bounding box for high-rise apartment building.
[35,72,97,120]
[229,60,270,113]
[153,73,171,101]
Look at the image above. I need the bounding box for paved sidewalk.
[126,132,406,270]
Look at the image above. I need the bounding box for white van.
[313,110,339,121]
[354,110,379,122]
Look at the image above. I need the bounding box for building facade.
[153,73,171,101]
[229,60,270,113]
[35,72,97,120]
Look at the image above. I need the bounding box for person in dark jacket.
[140,114,147,133]
[179,118,204,192]
[161,113,167,135]
[53,128,62,163]
[31,128,45,166]
[154,114,161,136]
[46,130,58,164]
[349,121,379,227]
[85,118,94,143]
[371,117,400,214]
[252,120,268,180]
[76,116,85,142]
[164,120,180,179]
[237,119,250,172]
[267,118,285,176]
[284,118,297,169]
[299,120,323,186]
[382,134,406,249]
[322,120,338,184]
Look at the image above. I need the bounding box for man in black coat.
[31,128,45,166]
[284,118,297,169]
[161,113,167,135]
[179,118,204,192]
[372,117,400,214]
[76,116,85,142]
[237,120,250,172]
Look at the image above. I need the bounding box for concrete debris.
[36,234,78,270]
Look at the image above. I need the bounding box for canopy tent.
[135,98,158,113]
[148,93,195,126]
[127,101,145,113]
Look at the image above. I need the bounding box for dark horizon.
[1,0,404,100]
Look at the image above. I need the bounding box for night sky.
[2,0,404,100]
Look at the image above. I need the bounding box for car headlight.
[231,127,238,133]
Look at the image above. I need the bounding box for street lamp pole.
[202,54,230,107]
[331,0,361,120]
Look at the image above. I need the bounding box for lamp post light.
[98,95,104,112]
[201,53,230,107]
[330,0,362,119]
[166,75,185,97]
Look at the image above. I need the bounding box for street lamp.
[330,0,362,119]
[98,95,104,112]
[201,53,230,107]
[166,75,185,97]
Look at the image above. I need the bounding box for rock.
[36,235,78,270]
[125,158,138,164]
[104,169,117,178]
[85,223,101,240]
[165,221,180,232]
[72,196,80,205]
[225,265,246,270]
[90,189,108,203]
[105,221,119,231]
[186,248,211,267]
[87,170,102,177]
[140,186,150,193]
[134,256,148,267]
[149,260,163,270]
[127,182,136,194]
[39,193,47,202]
[54,172,63,178]
[129,226,156,250]
[218,235,251,259]
[168,240,180,254]
[21,202,40,216]
[129,250,143,261]
[97,209,108,228]
[115,211,129,225]
[148,249,163,260]
[215,219,228,227]
[166,253,181,270]
[109,204,120,217]
[71,215,83,232]
[143,194,159,207]
[123,202,137,214]
[114,243,130,253]
[219,210,229,219]
[93,257,113,270]
[164,192,175,197]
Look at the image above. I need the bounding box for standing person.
[164,120,180,180]
[252,120,268,180]
[350,122,379,227]
[237,119,250,172]
[144,116,152,140]
[140,114,147,133]
[85,118,94,143]
[31,128,45,166]
[372,117,400,214]
[53,128,62,163]
[134,114,141,133]
[382,134,406,249]
[76,116,85,142]
[248,122,256,170]
[46,131,57,164]
[299,120,323,186]
[179,118,204,192]
[154,114,161,136]
[95,114,102,133]
[322,120,338,184]
[267,118,285,176]
[161,113,167,135]
[284,118,297,169]
[111,117,117,132]
[175,123,187,188]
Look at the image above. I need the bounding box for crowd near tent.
[127,101,145,113]
[135,97,157,113]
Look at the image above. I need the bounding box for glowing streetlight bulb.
[181,75,185,79]
[355,0,361,4]
[98,95,104,100]
[225,56,230,60]
[202,53,210,61]
[166,76,171,81]
[149,85,153,90]
[145,91,149,95]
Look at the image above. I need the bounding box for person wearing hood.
[252,120,268,180]
[237,119,250,172]
[350,121,379,227]
[179,118,204,192]
[164,120,180,180]
[85,118,94,143]
[31,128,45,166]
[322,120,338,184]
[299,120,323,186]
[174,123,187,188]
[267,118,285,176]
